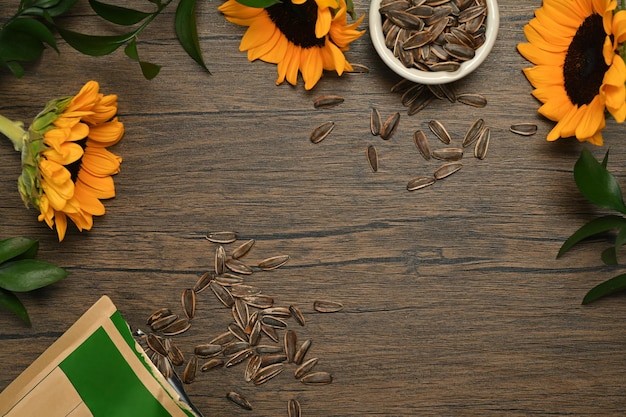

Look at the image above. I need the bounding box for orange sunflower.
[517,0,626,145]
[218,0,365,90]
[0,81,123,241]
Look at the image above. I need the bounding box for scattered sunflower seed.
[367,144,379,172]
[258,254,290,270]
[288,399,302,417]
[457,93,487,108]
[313,300,344,313]
[407,176,436,191]
[433,162,463,180]
[310,121,335,144]
[428,120,451,144]
[313,95,344,109]
[206,231,237,244]
[300,371,333,384]
[462,118,485,147]
[474,127,490,160]
[370,108,382,136]
[181,288,196,320]
[294,357,319,379]
[226,391,253,411]
[231,239,255,259]
[381,112,401,140]
[510,123,538,136]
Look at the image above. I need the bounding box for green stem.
[0,114,26,152]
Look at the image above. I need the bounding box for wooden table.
[2,0,626,415]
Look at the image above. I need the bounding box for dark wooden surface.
[2,0,626,415]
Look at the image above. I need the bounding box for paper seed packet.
[0,296,203,417]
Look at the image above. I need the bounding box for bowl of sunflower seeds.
[369,0,500,84]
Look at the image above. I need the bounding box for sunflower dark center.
[266,0,325,48]
[563,14,610,106]
[64,139,87,183]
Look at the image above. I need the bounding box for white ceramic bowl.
[369,0,500,84]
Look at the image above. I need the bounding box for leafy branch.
[557,148,626,304]
[0,0,208,79]
[0,237,68,326]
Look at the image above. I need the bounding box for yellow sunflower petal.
[261,32,289,64]
[546,105,580,141]
[575,95,606,140]
[87,118,124,147]
[286,47,302,86]
[37,195,53,228]
[240,16,276,54]
[534,7,577,38]
[326,40,348,74]
[518,43,565,66]
[523,24,568,53]
[523,65,564,89]
[301,47,324,90]
[74,183,105,216]
[77,170,116,199]
[81,147,122,177]
[542,0,587,29]
[613,10,626,44]
[68,81,99,113]
[82,94,118,125]
[248,26,281,62]
[530,85,568,105]
[527,18,572,48]
[42,142,84,166]
[315,8,332,39]
[53,212,68,241]
[315,0,338,8]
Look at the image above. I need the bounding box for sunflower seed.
[400,83,425,107]
[288,399,302,417]
[294,357,319,379]
[474,127,490,160]
[300,371,333,384]
[390,78,414,93]
[457,93,487,108]
[227,391,253,411]
[225,258,254,275]
[386,10,425,29]
[432,147,463,161]
[164,338,185,366]
[209,280,235,307]
[160,317,191,336]
[313,95,344,109]
[154,354,173,378]
[510,123,538,136]
[231,238,255,259]
[258,254,290,270]
[182,355,198,384]
[408,92,435,115]
[147,333,168,357]
[200,357,224,372]
[150,313,179,332]
[243,294,274,309]
[256,344,284,354]
[233,298,249,329]
[284,330,298,363]
[313,300,344,313]
[225,348,254,368]
[289,304,306,326]
[428,120,451,144]
[403,30,434,49]
[223,340,251,356]
[260,353,288,367]
[209,331,234,346]
[206,231,237,244]
[381,112,400,140]
[428,61,461,72]
[347,63,370,73]
[215,245,226,275]
[261,324,279,342]
[310,121,334,144]
[413,130,431,160]
[146,308,172,326]
[367,145,379,172]
[194,343,223,358]
[181,288,196,320]
[294,339,312,365]
[193,272,214,293]
[244,354,262,382]
[249,319,262,345]
[458,4,487,22]
[262,306,291,317]
[370,108,382,136]
[262,315,288,329]
[228,322,249,342]
[462,118,484,147]
[253,363,284,385]
[407,176,436,191]
[433,162,463,179]
[215,273,245,286]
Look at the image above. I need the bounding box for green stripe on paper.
[59,326,171,417]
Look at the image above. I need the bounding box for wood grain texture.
[2,0,626,415]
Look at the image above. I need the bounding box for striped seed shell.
[294,339,312,365]
[370,108,382,136]
[261,324,280,342]
[474,127,490,160]
[209,280,235,307]
[227,391,253,411]
[193,272,214,293]
[347,63,370,73]
[223,340,251,356]
[245,354,262,382]
[160,317,191,336]
[381,112,401,140]
[433,162,463,180]
[443,43,475,61]
[164,338,185,366]
[310,121,334,144]
[260,354,288,367]
[510,123,538,136]
[408,92,435,115]
[230,284,261,298]
[146,308,172,326]
[367,144,379,172]
[225,258,254,275]
[243,294,274,309]
[284,330,297,363]
[300,371,333,384]
[194,343,223,358]
[262,307,291,317]
[294,357,319,379]
[147,333,168,357]
[253,363,284,385]
[457,93,487,108]
[215,272,245,286]
[228,322,249,342]
[258,254,290,270]
[182,355,198,384]
[313,95,344,109]
[255,345,284,354]
[428,120,451,144]
[209,331,234,346]
[150,314,179,332]
[248,320,262,345]
[407,176,436,191]
[262,315,288,329]
[431,147,463,161]
[181,288,196,320]
[289,304,306,326]
[462,118,485,147]
[288,399,302,417]
[225,348,254,368]
[231,238,255,259]
[200,358,224,372]
[313,300,344,313]
[206,231,237,244]
[215,245,226,275]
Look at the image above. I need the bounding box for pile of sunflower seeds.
[379,0,488,72]
[137,231,343,415]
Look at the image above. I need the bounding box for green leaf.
[0,21,46,63]
[88,0,153,26]
[175,0,209,72]
[0,259,68,292]
[345,0,356,20]
[0,237,39,265]
[574,148,626,214]
[2,60,25,77]
[5,17,58,51]
[601,246,618,265]
[582,272,626,304]
[601,149,609,168]
[21,0,79,17]
[557,215,626,258]
[56,26,134,56]
[0,288,31,326]
[124,40,161,79]
[234,0,281,7]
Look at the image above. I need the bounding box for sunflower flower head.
[218,0,365,90]
[0,81,124,241]
[517,0,626,146]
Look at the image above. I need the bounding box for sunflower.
[0,81,124,241]
[517,0,626,145]
[218,0,365,90]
